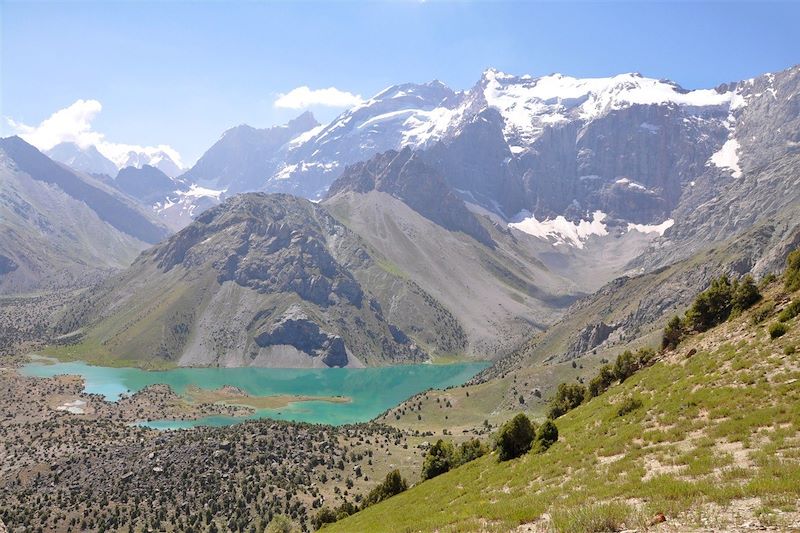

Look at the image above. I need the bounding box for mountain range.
[2,64,799,369]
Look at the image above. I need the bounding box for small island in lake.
[184,384,352,410]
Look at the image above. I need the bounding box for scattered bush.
[311,508,337,530]
[588,365,616,398]
[731,275,761,316]
[786,249,800,292]
[421,439,455,480]
[420,437,487,481]
[785,345,796,356]
[760,272,777,288]
[612,347,655,382]
[751,301,776,324]
[662,315,685,349]
[311,501,358,530]
[665,274,762,345]
[496,413,536,461]
[686,276,735,331]
[617,396,643,417]
[266,514,300,533]
[548,383,586,419]
[769,322,788,339]
[532,420,559,453]
[778,299,800,322]
[361,470,408,508]
[456,438,488,464]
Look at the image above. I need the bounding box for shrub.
[456,438,487,464]
[634,346,656,367]
[496,413,536,461]
[786,249,800,292]
[612,350,636,382]
[760,272,777,288]
[267,514,299,533]
[311,508,337,530]
[362,470,408,508]
[686,276,734,332]
[588,365,616,398]
[785,345,796,356]
[731,275,761,316]
[778,299,800,322]
[533,420,559,453]
[551,502,631,533]
[548,383,586,419]
[421,439,455,480]
[617,396,643,416]
[751,302,776,324]
[769,322,788,339]
[662,315,685,350]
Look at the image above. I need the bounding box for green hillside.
[327,280,800,532]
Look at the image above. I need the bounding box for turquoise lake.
[20,359,489,429]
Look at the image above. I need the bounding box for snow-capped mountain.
[182,111,319,193]
[117,149,183,178]
[262,81,460,197]
[46,142,119,177]
[153,65,800,257]
[47,141,184,178]
[252,69,747,204]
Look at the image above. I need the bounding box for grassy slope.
[329,283,800,532]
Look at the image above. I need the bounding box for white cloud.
[274,86,363,109]
[5,100,184,169]
[6,99,104,151]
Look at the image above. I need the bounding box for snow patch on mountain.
[615,177,648,191]
[509,210,609,249]
[708,138,743,178]
[154,184,226,229]
[627,219,674,235]
[287,124,326,148]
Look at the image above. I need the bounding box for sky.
[2,1,799,166]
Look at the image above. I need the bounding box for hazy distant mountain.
[46,141,184,179]
[118,149,183,178]
[115,165,183,205]
[0,137,168,293]
[181,111,320,193]
[46,142,119,177]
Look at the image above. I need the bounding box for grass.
[551,502,632,533]
[327,284,800,532]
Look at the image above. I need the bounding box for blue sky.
[2,1,799,165]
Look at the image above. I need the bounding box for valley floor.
[2,283,799,532]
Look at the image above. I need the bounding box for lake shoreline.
[20,357,490,428]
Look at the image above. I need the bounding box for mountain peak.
[287,110,320,132]
[326,148,493,246]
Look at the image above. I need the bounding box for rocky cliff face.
[634,65,800,270]
[326,147,493,246]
